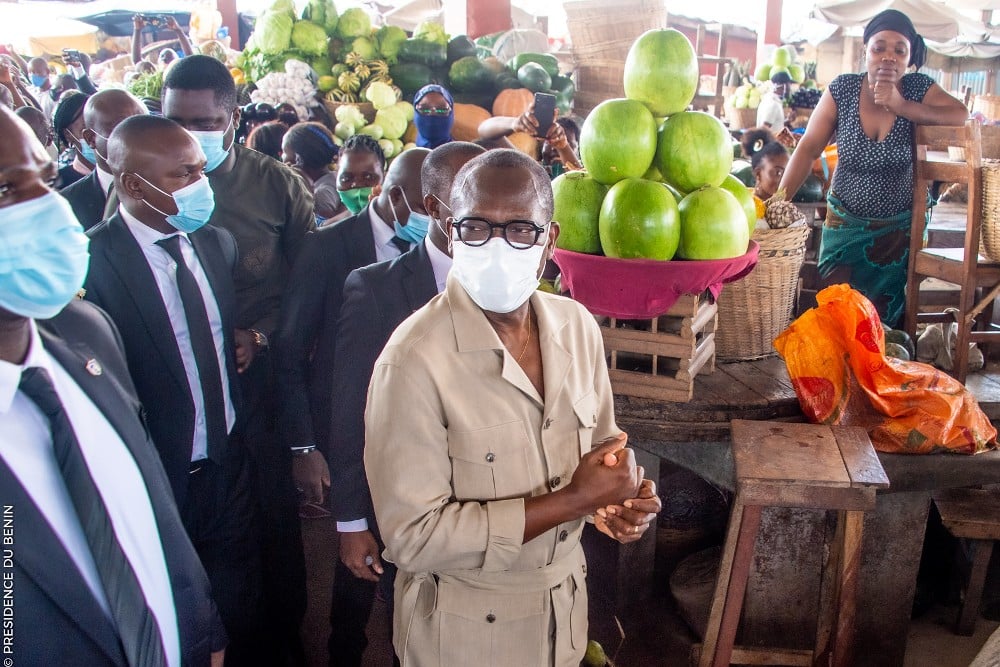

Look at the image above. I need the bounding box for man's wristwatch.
[248,328,269,351]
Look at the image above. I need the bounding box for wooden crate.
[598,292,717,402]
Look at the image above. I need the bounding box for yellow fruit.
[752,193,766,220]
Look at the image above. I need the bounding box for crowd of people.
[0,6,974,667]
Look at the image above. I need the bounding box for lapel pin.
[85,359,103,376]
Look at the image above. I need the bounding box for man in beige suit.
[364,149,661,666]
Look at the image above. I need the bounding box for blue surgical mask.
[30,74,48,88]
[392,191,431,245]
[188,118,234,172]
[135,174,216,233]
[0,192,90,319]
[68,131,96,164]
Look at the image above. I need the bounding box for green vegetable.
[413,20,448,47]
[317,75,337,92]
[301,0,336,26]
[309,55,333,78]
[334,121,356,140]
[397,39,447,69]
[389,62,434,98]
[238,47,291,82]
[510,52,559,78]
[448,56,494,92]
[392,100,414,122]
[474,31,503,59]
[364,81,397,110]
[268,0,296,18]
[375,25,407,64]
[495,71,522,90]
[517,62,552,93]
[351,36,378,60]
[446,35,477,64]
[334,104,367,130]
[360,123,384,140]
[254,10,294,55]
[375,107,408,140]
[331,63,348,77]
[378,138,395,159]
[336,7,370,38]
[127,70,164,100]
[481,56,506,77]
[551,74,575,114]
[291,21,328,57]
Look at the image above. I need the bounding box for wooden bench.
[932,487,1000,636]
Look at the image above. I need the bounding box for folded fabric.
[553,243,759,319]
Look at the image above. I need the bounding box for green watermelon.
[552,171,608,254]
[655,111,733,193]
[677,186,750,259]
[719,174,756,235]
[599,178,680,260]
[623,29,699,117]
[580,98,657,186]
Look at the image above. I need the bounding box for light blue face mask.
[0,192,90,319]
[30,74,48,88]
[135,173,216,233]
[68,131,96,165]
[393,190,431,245]
[188,117,234,173]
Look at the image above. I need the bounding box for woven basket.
[981,161,1000,262]
[714,224,812,361]
[727,106,757,130]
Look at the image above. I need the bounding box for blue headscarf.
[413,84,454,149]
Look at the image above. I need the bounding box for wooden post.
[757,0,783,64]
[466,0,512,40]
[218,0,238,46]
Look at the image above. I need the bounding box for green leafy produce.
[413,20,448,47]
[448,56,494,92]
[301,0,336,25]
[127,70,164,100]
[336,8,371,38]
[375,107,408,140]
[309,55,333,77]
[291,20,328,56]
[364,81,397,109]
[351,36,378,61]
[510,52,559,78]
[397,39,447,68]
[238,47,291,82]
[334,104,367,130]
[375,25,407,64]
[389,62,433,98]
[447,35,477,64]
[254,10,294,54]
[517,62,551,93]
[551,74,575,114]
[269,0,296,18]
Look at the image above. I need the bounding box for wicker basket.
[714,224,812,361]
[981,161,1000,262]
[727,106,757,131]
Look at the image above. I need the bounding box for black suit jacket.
[82,213,242,504]
[6,299,225,665]
[328,242,438,521]
[273,207,381,453]
[60,169,116,231]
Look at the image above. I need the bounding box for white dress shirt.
[120,207,236,462]
[0,322,181,666]
[368,204,405,262]
[336,234,452,535]
[95,165,115,196]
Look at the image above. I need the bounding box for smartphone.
[141,14,167,28]
[533,92,556,139]
[62,49,82,60]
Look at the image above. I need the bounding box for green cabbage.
[291,20,328,56]
[374,107,407,140]
[269,0,296,19]
[364,81,396,110]
[336,8,371,39]
[413,20,447,47]
[334,104,367,131]
[375,25,407,64]
[254,10,294,55]
[351,36,378,60]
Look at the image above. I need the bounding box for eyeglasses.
[450,216,547,250]
[415,106,450,116]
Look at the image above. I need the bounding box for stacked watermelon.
[557,29,751,261]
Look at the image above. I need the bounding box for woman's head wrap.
[51,90,89,150]
[863,9,926,69]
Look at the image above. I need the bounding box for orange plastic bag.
[774,284,996,454]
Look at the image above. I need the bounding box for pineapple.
[764,188,802,229]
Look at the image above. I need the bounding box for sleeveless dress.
[819,72,934,327]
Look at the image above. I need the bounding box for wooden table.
[620,357,1000,666]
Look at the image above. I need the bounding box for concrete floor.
[299,514,999,666]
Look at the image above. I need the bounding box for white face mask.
[451,236,546,313]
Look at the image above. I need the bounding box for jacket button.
[558,530,568,542]
[549,476,561,489]
[486,613,496,623]
[543,418,553,429]
[485,452,495,463]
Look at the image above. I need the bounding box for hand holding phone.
[532,92,556,139]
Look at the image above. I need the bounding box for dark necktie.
[18,367,167,667]
[155,235,227,463]
[391,236,410,254]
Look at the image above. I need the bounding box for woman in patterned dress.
[777,9,967,327]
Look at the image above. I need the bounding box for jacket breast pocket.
[573,392,598,459]
[436,581,548,667]
[447,421,532,501]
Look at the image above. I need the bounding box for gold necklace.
[516,311,532,363]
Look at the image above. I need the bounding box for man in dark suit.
[324,141,485,666]
[273,142,429,505]
[60,89,146,229]
[82,115,266,664]
[0,102,224,665]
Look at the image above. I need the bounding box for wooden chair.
[692,23,732,119]
[695,420,889,667]
[904,119,1000,383]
